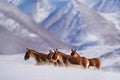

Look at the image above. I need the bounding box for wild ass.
[24,48,55,65]
[50,49,83,68]
[71,49,89,68]
[71,49,101,69]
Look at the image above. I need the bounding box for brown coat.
[71,49,101,69]
[52,50,81,67]
[24,49,55,65]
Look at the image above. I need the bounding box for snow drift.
[0,54,120,80]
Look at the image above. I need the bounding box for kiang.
[24,48,101,70]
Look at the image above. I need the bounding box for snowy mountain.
[78,0,120,29]
[0,1,71,54]
[0,0,120,52]
[40,0,120,48]
[92,0,120,13]
[100,48,120,72]
[100,13,120,31]
[78,0,120,13]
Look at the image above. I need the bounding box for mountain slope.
[92,0,120,13]
[0,0,120,52]
[40,0,120,48]
[78,0,120,13]
[0,1,71,54]
[3,0,120,48]
[99,48,120,71]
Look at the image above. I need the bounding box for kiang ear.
[26,48,29,50]
[71,49,74,51]
[55,48,58,51]
[74,49,76,51]
[53,49,56,52]
[49,50,51,52]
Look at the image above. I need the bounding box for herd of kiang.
[24,48,101,70]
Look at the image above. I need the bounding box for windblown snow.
[0,54,120,80]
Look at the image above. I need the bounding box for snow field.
[0,54,120,80]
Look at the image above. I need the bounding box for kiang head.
[24,48,33,60]
[51,49,60,63]
[71,49,78,57]
[47,50,55,62]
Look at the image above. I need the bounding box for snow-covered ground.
[0,54,120,80]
